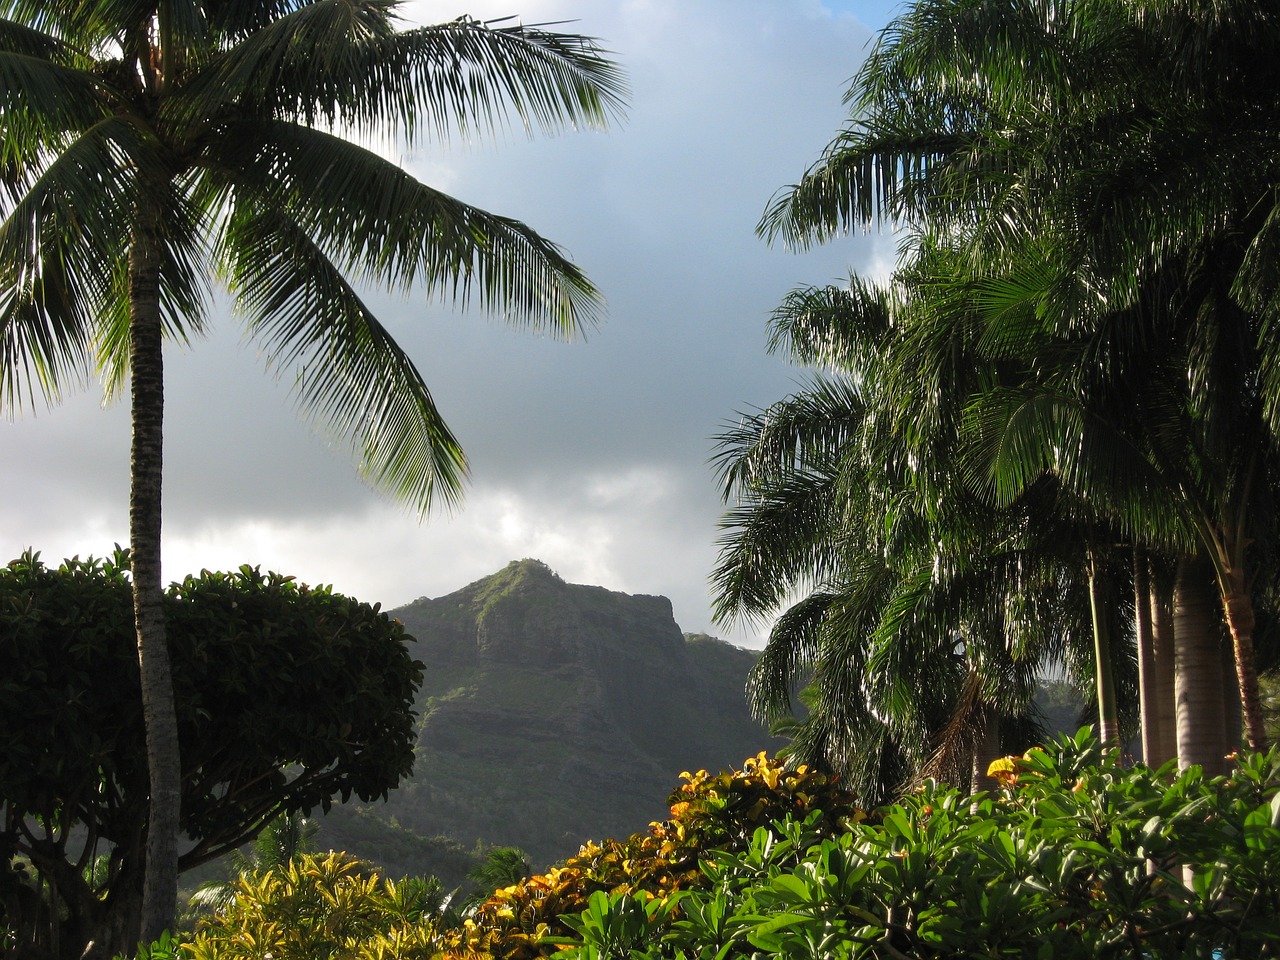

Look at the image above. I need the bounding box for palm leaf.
[176,6,625,139]
[0,116,147,409]
[206,119,600,335]
[217,196,466,513]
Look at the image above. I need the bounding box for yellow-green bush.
[183,851,445,960]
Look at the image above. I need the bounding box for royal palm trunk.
[1086,546,1120,749]
[1173,553,1228,776]
[1148,564,1177,766]
[1134,551,1162,764]
[1220,566,1269,751]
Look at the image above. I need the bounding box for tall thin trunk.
[1219,566,1269,751]
[970,707,1002,795]
[1134,550,1161,764]
[1173,553,1227,776]
[1086,545,1120,749]
[129,216,181,945]
[1149,563,1177,766]
[1222,640,1242,755]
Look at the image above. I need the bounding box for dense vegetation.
[119,734,1280,959]
[0,552,422,959]
[713,0,1280,801]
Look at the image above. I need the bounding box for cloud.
[2,0,892,650]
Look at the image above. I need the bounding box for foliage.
[0,550,422,958]
[449,753,864,960]
[461,848,532,914]
[1263,671,1280,746]
[188,812,319,917]
[182,852,447,960]
[119,931,181,960]
[551,731,1280,959]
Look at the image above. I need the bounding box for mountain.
[332,559,783,873]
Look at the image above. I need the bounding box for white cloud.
[3,0,890,650]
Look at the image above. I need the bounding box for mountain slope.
[362,559,782,870]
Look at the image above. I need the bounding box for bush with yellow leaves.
[447,752,864,960]
[182,851,446,960]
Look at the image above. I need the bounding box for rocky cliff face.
[361,560,781,871]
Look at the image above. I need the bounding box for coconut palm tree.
[0,2,624,946]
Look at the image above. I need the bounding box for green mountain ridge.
[318,559,784,875]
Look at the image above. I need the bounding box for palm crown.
[1,0,626,509]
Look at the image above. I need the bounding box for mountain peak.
[383,563,782,868]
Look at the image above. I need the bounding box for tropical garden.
[3,0,1280,958]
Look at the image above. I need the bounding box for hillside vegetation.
[345,560,784,870]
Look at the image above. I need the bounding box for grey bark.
[129,212,182,945]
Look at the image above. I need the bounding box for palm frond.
[96,174,213,400]
[0,116,147,410]
[0,45,114,177]
[712,377,865,496]
[767,275,895,372]
[177,5,626,139]
[218,196,466,513]
[710,467,843,625]
[207,119,600,336]
[746,592,833,722]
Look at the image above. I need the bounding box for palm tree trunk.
[1149,563,1177,766]
[1222,640,1243,755]
[1086,546,1120,749]
[1219,567,1269,751]
[1134,550,1161,764]
[129,217,181,945]
[1173,553,1227,775]
[970,708,1002,795]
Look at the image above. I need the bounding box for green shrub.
[182,852,445,960]
[127,735,1280,959]
[551,730,1280,959]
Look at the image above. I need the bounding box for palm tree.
[758,0,1280,758]
[711,267,1107,799]
[0,2,625,947]
[461,846,530,914]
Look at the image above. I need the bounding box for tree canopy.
[0,551,423,960]
[716,0,1280,787]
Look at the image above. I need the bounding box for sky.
[3,0,905,649]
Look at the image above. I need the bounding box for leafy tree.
[0,551,423,959]
[0,2,625,942]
